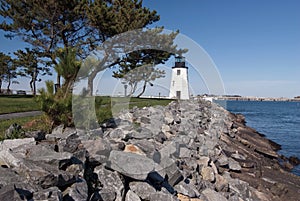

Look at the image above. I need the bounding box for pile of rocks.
[0,99,299,201]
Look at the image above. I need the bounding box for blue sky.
[143,0,300,98]
[1,0,300,98]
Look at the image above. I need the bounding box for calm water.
[216,100,300,176]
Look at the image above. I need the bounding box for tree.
[0,52,18,93]
[55,47,81,97]
[84,0,160,95]
[113,49,171,97]
[0,0,91,86]
[14,48,51,96]
[0,52,11,93]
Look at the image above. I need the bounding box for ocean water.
[216,100,300,176]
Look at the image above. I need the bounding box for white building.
[169,56,190,100]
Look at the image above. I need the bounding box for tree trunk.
[57,74,61,88]
[30,79,34,94]
[0,79,2,94]
[136,81,147,98]
[7,75,11,94]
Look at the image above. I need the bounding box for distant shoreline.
[207,96,300,102]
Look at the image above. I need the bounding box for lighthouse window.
[177,70,181,75]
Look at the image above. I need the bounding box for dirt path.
[0,111,42,120]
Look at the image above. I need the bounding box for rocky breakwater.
[0,99,300,201]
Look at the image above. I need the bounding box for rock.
[228,158,241,171]
[177,193,203,201]
[33,187,62,201]
[63,178,88,201]
[200,188,227,201]
[129,181,156,200]
[165,111,174,124]
[148,192,178,201]
[0,137,35,151]
[25,145,73,167]
[217,155,228,166]
[154,131,167,144]
[95,166,124,201]
[174,181,200,198]
[125,190,141,201]
[159,141,178,159]
[179,147,192,158]
[109,128,125,139]
[107,150,155,180]
[63,133,81,153]
[201,167,215,182]
[158,157,183,186]
[124,144,145,155]
[82,138,112,163]
[231,152,246,160]
[215,175,229,192]
[130,127,153,139]
[0,184,30,201]
[197,156,210,168]
[52,124,64,135]
[24,130,46,141]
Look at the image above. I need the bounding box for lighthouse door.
[176,91,181,99]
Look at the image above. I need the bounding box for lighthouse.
[169,56,190,100]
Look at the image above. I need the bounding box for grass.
[0,95,40,114]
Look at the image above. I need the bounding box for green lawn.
[0,95,40,114]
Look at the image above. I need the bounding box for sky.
[1,0,300,98]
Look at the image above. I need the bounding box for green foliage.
[36,81,73,127]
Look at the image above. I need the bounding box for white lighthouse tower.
[169,56,190,100]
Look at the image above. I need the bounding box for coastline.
[0,99,299,200]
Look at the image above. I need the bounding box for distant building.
[169,56,190,100]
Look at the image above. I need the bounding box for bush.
[36,81,73,128]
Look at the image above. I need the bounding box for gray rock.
[215,175,229,192]
[159,141,178,159]
[165,111,174,124]
[148,192,178,201]
[201,167,215,182]
[107,150,155,180]
[200,188,227,201]
[174,181,199,198]
[52,124,64,135]
[95,166,124,201]
[130,127,153,139]
[129,181,156,200]
[0,184,31,201]
[179,147,191,158]
[158,157,183,186]
[33,187,62,201]
[25,145,73,167]
[218,155,229,166]
[24,130,46,141]
[228,158,241,171]
[0,137,35,151]
[82,138,112,163]
[63,178,88,201]
[125,190,141,201]
[109,128,125,139]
